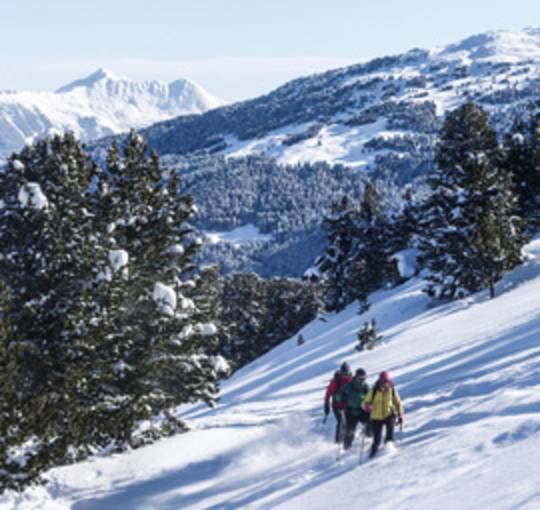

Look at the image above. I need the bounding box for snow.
[391,248,418,278]
[0,70,225,159]
[303,266,321,279]
[205,28,540,170]
[512,132,525,144]
[166,243,185,255]
[204,224,273,247]
[113,360,131,374]
[179,297,195,310]
[4,237,540,509]
[108,249,129,272]
[196,322,218,336]
[12,159,24,171]
[153,282,176,316]
[224,120,388,170]
[17,182,48,210]
[213,355,230,374]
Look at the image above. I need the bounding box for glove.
[324,403,330,416]
[363,403,373,413]
[398,414,404,425]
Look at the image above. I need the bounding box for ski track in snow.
[2,238,540,510]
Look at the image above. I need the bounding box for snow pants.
[343,409,371,450]
[370,416,394,457]
[332,407,346,443]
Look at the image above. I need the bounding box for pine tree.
[502,113,540,234]
[315,195,358,311]
[0,132,227,490]
[93,132,223,444]
[393,185,422,249]
[218,272,266,365]
[216,273,319,369]
[0,134,111,487]
[418,102,524,299]
[344,182,400,309]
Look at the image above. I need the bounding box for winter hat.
[379,371,393,384]
[355,368,367,378]
[340,362,351,374]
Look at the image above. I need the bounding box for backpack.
[332,372,348,403]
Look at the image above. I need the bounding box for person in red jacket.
[324,362,352,443]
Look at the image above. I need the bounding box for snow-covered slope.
[0,69,223,159]
[4,237,540,510]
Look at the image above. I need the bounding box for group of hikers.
[324,362,404,459]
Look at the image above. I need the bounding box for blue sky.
[1,0,540,101]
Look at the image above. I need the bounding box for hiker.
[337,368,371,449]
[324,362,352,443]
[362,371,404,458]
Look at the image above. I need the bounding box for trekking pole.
[399,422,403,442]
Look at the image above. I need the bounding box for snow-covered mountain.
[0,68,223,160]
[103,27,540,278]
[121,27,540,177]
[3,235,539,510]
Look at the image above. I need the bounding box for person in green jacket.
[336,368,371,450]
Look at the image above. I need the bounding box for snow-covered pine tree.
[0,279,15,490]
[418,102,524,299]
[315,195,358,311]
[343,182,400,309]
[393,185,422,249]
[0,134,111,488]
[217,272,266,366]
[215,273,319,370]
[502,113,540,235]
[262,277,320,346]
[94,132,223,444]
[185,264,230,382]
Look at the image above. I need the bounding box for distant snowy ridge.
[123,27,540,173]
[0,68,224,159]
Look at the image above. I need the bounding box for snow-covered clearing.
[204,224,273,247]
[3,238,540,510]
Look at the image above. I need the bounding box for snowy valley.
[3,236,539,510]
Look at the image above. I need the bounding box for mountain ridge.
[0,69,224,160]
[96,27,540,278]
[122,27,540,169]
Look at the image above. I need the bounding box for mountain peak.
[88,67,121,81]
[56,68,124,93]
[435,27,540,62]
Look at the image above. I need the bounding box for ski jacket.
[362,383,403,421]
[324,372,352,409]
[338,380,370,415]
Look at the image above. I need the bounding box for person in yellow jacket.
[362,371,404,458]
